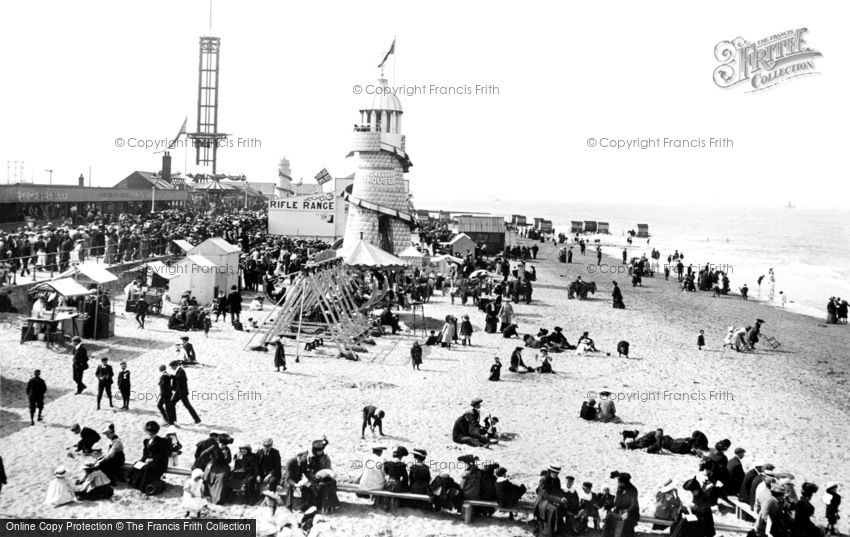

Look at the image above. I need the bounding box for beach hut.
[398,245,429,268]
[583,221,597,233]
[540,219,553,233]
[167,255,219,306]
[172,239,194,256]
[445,233,476,259]
[597,222,610,234]
[188,238,241,297]
[637,224,650,237]
[570,221,583,233]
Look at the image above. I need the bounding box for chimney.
[161,151,172,183]
[78,174,85,187]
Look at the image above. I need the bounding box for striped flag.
[314,168,333,185]
[378,38,396,69]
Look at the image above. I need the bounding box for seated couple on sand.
[579,393,621,423]
[452,398,501,448]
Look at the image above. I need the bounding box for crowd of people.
[4,214,843,537]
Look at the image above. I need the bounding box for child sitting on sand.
[424,330,439,346]
[44,466,76,507]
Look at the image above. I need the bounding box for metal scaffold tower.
[188,36,229,174]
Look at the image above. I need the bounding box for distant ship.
[785,201,795,209]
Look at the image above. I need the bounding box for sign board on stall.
[268,192,336,238]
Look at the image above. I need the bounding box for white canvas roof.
[59,263,118,284]
[33,278,93,297]
[184,255,218,268]
[172,239,194,252]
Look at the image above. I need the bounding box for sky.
[0,1,848,208]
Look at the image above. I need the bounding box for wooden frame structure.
[245,258,378,358]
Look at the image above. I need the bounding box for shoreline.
[0,234,848,536]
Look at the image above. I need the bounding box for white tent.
[188,238,241,296]
[340,240,408,270]
[167,255,218,305]
[431,254,463,275]
[397,245,430,267]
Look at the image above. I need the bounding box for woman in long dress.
[202,436,232,504]
[670,477,719,537]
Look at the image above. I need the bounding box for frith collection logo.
[713,28,822,92]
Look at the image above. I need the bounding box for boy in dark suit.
[116,362,131,410]
[495,466,527,513]
[72,336,88,394]
[157,365,175,425]
[181,336,197,364]
[95,357,114,410]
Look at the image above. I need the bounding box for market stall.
[23,278,94,345]
[57,264,118,339]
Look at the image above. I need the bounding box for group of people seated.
[452,398,500,447]
[168,305,212,332]
[648,438,839,537]
[578,392,620,423]
[181,434,340,516]
[522,326,576,352]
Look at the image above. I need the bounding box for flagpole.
[393,34,397,84]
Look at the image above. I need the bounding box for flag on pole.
[314,168,333,185]
[167,117,188,150]
[378,38,396,69]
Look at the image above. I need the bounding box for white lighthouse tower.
[342,77,414,254]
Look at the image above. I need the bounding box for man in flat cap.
[452,398,490,447]
[257,438,282,493]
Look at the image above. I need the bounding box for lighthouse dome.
[361,78,403,113]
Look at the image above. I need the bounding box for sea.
[426,200,850,320]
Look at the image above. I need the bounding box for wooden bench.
[337,483,430,512]
[462,499,535,523]
[640,515,751,533]
[720,496,757,522]
[120,463,191,477]
[115,469,753,534]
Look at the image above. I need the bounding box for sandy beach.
[1,234,848,537]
